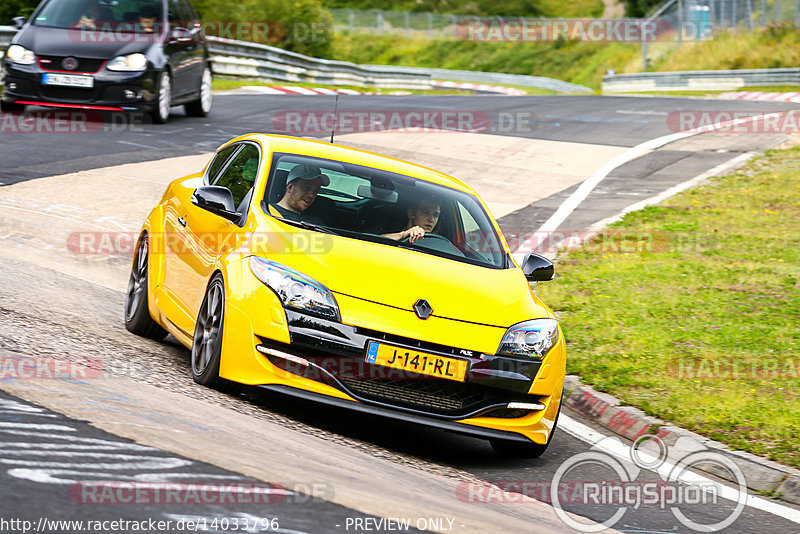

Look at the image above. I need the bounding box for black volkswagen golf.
[1,0,212,123]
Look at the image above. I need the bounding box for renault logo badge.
[413,299,433,320]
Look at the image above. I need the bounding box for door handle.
[178,216,187,227]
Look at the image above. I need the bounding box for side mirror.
[521,253,554,282]
[169,27,192,42]
[191,186,241,222]
[12,16,27,29]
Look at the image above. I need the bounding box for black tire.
[125,233,168,340]
[1,101,26,113]
[184,65,212,117]
[191,274,242,394]
[150,70,171,124]
[490,398,562,458]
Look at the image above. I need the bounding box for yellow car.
[125,133,565,456]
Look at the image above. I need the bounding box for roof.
[227,133,472,193]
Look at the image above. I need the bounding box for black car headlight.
[249,256,340,321]
[107,53,147,72]
[6,45,35,65]
[497,319,559,360]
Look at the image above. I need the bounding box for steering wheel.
[401,233,466,257]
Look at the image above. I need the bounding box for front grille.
[40,86,95,101]
[340,377,491,413]
[39,56,105,73]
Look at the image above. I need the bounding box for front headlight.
[249,257,340,321]
[497,319,559,360]
[107,53,147,71]
[6,45,35,65]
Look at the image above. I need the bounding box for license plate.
[365,341,468,382]
[42,73,94,88]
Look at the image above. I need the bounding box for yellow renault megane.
[125,133,565,456]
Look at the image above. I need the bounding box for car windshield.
[263,152,509,269]
[33,0,163,33]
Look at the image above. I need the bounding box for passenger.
[270,164,330,225]
[384,198,440,243]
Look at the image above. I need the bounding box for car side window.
[213,144,260,209]
[178,0,197,24]
[457,201,500,263]
[168,0,192,27]
[206,144,239,184]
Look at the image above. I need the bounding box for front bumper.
[220,282,565,444]
[1,60,159,111]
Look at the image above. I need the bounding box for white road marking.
[616,110,668,115]
[117,140,158,149]
[587,152,756,232]
[514,111,787,260]
[559,414,800,524]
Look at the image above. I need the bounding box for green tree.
[194,0,332,57]
[0,0,39,26]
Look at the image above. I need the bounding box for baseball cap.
[287,163,330,186]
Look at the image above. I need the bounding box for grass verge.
[327,22,800,91]
[535,145,800,467]
[211,77,556,95]
[212,78,475,95]
[608,85,800,98]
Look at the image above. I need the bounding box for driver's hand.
[403,225,425,243]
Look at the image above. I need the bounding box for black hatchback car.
[1,0,211,123]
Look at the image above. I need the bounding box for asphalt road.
[1,93,795,185]
[1,93,800,533]
[0,388,404,534]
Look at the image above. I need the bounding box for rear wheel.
[125,233,168,340]
[1,101,26,113]
[191,274,242,394]
[184,66,212,117]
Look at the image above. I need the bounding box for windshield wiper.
[278,218,340,235]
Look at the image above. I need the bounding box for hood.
[268,230,550,328]
[16,25,157,59]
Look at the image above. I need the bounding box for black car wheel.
[1,101,26,113]
[125,233,168,340]
[151,70,172,124]
[191,274,241,394]
[185,66,212,117]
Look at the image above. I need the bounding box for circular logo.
[61,57,79,71]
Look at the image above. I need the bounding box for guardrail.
[0,26,15,52]
[380,65,592,93]
[206,36,431,89]
[603,68,800,92]
[0,26,588,93]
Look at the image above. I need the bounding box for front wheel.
[184,66,212,117]
[151,70,172,124]
[191,274,241,394]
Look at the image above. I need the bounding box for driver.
[270,163,330,225]
[384,198,440,243]
[73,0,103,30]
[137,4,158,33]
